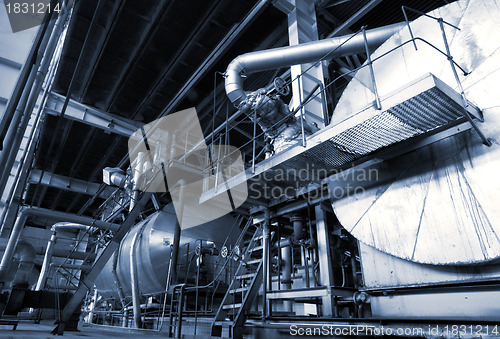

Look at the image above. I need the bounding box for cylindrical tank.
[95,204,238,298]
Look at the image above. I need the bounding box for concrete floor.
[0,321,171,338]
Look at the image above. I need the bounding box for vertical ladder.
[211,225,265,338]
[168,284,185,338]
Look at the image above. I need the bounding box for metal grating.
[329,87,465,156]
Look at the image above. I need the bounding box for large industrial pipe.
[225,22,406,105]
[0,207,119,289]
[0,6,56,149]
[34,223,92,292]
[0,5,70,198]
[12,240,36,286]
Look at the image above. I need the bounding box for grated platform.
[201,73,482,203]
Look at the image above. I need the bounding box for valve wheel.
[273,77,290,96]
[220,246,228,258]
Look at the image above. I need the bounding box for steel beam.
[28,169,115,199]
[53,192,152,335]
[279,0,327,128]
[44,92,143,137]
[326,0,383,38]
[156,0,271,120]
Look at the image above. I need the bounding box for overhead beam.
[28,169,116,199]
[44,92,143,137]
[156,0,271,120]
[326,0,383,38]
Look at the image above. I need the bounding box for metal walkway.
[201,73,482,203]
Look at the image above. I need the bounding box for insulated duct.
[225,22,406,105]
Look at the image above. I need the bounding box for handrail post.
[438,19,491,146]
[362,26,382,110]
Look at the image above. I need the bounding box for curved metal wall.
[95,204,237,298]
[330,0,500,265]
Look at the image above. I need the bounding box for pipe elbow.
[51,222,92,233]
[225,56,247,105]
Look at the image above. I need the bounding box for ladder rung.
[244,259,261,266]
[229,287,249,294]
[236,273,256,280]
[222,303,242,310]
[250,245,263,252]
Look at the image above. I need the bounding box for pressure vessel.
[95,204,237,298]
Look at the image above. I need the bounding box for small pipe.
[291,214,305,241]
[262,209,271,319]
[281,243,292,312]
[35,223,91,292]
[130,222,147,328]
[34,232,56,291]
[170,180,186,284]
[0,207,119,288]
[130,152,145,211]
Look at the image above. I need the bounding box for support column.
[281,243,293,312]
[170,180,185,284]
[262,209,271,319]
[315,203,335,316]
[275,0,327,128]
[34,231,56,291]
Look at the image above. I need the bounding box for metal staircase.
[168,284,186,338]
[211,224,264,338]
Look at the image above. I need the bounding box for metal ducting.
[225,22,406,105]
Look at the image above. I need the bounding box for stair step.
[229,287,249,294]
[235,273,256,280]
[244,259,261,266]
[214,321,232,326]
[250,245,263,252]
[222,303,242,310]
